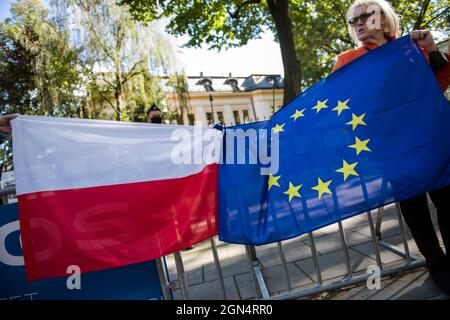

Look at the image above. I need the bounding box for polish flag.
[12,116,221,281]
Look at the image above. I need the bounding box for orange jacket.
[332,43,450,92]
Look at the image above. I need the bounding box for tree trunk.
[413,0,431,30]
[267,0,302,105]
[114,23,124,121]
[115,82,122,121]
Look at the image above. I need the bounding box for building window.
[206,112,214,125]
[188,113,195,125]
[195,78,214,92]
[225,79,240,92]
[203,79,213,92]
[216,111,224,124]
[233,110,241,125]
[242,110,250,123]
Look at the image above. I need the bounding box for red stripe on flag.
[18,164,218,281]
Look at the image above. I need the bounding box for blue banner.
[219,35,450,245]
[0,203,164,300]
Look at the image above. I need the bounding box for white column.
[194,105,207,126]
[252,94,272,121]
[223,105,235,126]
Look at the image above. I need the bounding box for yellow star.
[311,178,332,199]
[272,123,285,134]
[332,99,351,116]
[336,160,359,181]
[349,136,371,155]
[283,182,302,202]
[346,113,367,131]
[312,99,329,113]
[268,174,281,191]
[290,108,306,121]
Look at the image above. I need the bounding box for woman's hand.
[0,114,18,133]
[410,30,439,53]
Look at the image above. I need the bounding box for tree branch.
[93,86,119,114]
[422,7,450,28]
[414,0,431,30]
[228,0,261,19]
[322,43,341,55]
[331,1,350,31]
[121,59,143,85]
[99,74,116,89]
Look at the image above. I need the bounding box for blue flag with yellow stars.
[218,35,450,245]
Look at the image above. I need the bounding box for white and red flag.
[12,115,221,281]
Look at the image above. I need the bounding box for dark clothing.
[399,185,450,266]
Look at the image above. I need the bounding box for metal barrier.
[1,186,427,300]
[166,205,427,300]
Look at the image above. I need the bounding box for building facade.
[165,73,284,126]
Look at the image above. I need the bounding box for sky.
[0,0,14,21]
[173,32,285,77]
[0,0,284,77]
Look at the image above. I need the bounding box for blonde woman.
[332,0,450,293]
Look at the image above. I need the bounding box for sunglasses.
[348,11,376,26]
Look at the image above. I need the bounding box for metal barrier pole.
[308,232,322,285]
[378,202,415,262]
[210,237,228,300]
[245,245,261,299]
[378,239,421,261]
[366,211,383,269]
[173,251,189,300]
[375,203,418,262]
[338,221,352,278]
[248,245,257,261]
[375,207,384,240]
[0,185,15,204]
[156,257,171,300]
[395,202,412,262]
[277,241,292,292]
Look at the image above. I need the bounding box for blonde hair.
[346,0,401,45]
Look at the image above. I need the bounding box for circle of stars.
[269,98,372,202]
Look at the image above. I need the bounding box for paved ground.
[326,267,449,300]
[164,203,448,300]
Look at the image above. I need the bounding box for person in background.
[332,0,450,294]
[0,114,18,143]
[146,104,162,124]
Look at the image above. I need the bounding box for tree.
[291,0,450,86]
[64,0,173,121]
[118,0,302,105]
[0,0,83,171]
[0,0,82,116]
[0,22,36,114]
[166,72,191,124]
[290,0,354,87]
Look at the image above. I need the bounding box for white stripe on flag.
[12,116,222,195]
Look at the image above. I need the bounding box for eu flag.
[218,35,450,245]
